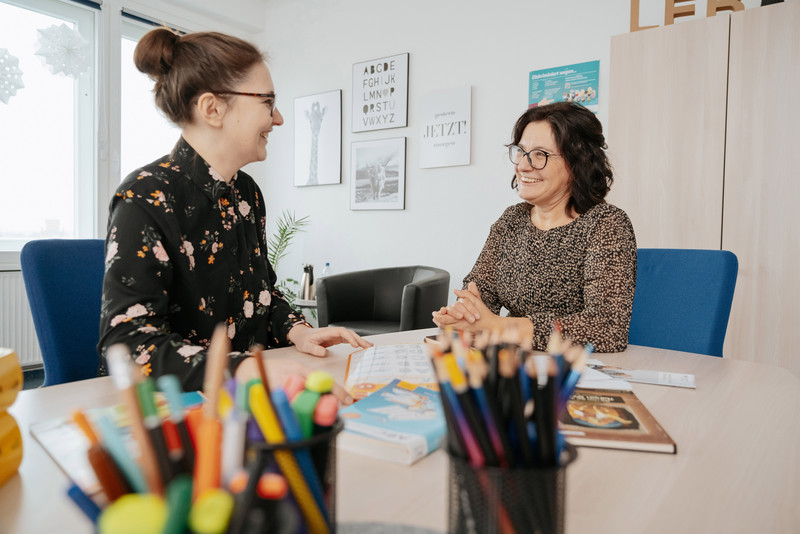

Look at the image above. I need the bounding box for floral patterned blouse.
[464,202,637,353]
[98,137,308,391]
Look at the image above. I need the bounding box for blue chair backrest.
[629,249,738,357]
[20,239,104,386]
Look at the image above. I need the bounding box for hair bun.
[134,27,180,79]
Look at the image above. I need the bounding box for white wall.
[249,0,763,301]
[252,0,630,300]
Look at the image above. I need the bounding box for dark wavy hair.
[508,102,613,215]
[134,28,265,126]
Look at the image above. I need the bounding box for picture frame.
[351,53,409,133]
[293,89,342,186]
[350,137,406,211]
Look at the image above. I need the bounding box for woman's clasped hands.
[432,282,499,331]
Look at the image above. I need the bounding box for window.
[120,17,181,181]
[0,0,96,253]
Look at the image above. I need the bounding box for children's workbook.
[29,391,204,499]
[344,344,438,400]
[338,379,446,465]
[559,387,677,454]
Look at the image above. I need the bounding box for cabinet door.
[722,2,800,376]
[607,16,729,249]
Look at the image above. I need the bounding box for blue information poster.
[528,60,599,113]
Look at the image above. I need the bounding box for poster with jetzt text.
[419,86,471,169]
[352,53,409,133]
[528,60,599,113]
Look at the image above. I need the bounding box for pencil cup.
[248,419,343,534]
[447,444,577,534]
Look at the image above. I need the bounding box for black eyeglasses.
[508,144,562,170]
[213,91,277,115]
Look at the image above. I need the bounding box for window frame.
[0,0,97,269]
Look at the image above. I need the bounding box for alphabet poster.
[419,86,471,169]
[352,53,409,133]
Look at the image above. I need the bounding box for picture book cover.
[338,379,446,465]
[559,387,677,454]
[344,344,438,400]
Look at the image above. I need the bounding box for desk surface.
[2,328,799,534]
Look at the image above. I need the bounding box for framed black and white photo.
[294,89,341,186]
[350,137,406,211]
[351,53,408,133]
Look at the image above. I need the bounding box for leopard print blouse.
[464,202,637,352]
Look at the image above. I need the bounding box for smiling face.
[221,62,284,168]
[514,120,572,210]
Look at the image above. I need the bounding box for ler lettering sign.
[631,0,745,32]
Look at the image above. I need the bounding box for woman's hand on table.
[287,325,373,359]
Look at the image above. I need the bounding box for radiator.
[0,271,43,367]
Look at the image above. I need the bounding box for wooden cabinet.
[607,2,800,377]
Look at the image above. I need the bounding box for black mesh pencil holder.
[242,418,344,534]
[447,444,577,534]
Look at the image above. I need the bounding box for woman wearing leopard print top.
[432,102,636,352]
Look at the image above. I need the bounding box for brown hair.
[508,102,613,215]
[134,28,265,125]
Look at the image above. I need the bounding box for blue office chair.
[628,249,738,357]
[20,239,104,386]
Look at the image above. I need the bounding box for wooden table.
[2,328,798,533]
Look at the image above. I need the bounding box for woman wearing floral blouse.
[99,28,370,398]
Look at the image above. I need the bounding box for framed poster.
[352,53,409,133]
[528,60,599,113]
[294,89,341,186]
[419,86,471,169]
[350,137,406,211]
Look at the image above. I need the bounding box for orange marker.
[193,324,229,500]
[72,410,129,502]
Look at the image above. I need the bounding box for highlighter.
[162,474,193,534]
[72,410,130,502]
[188,488,234,534]
[106,345,163,495]
[95,413,148,494]
[157,375,196,471]
[249,382,330,534]
[136,378,175,484]
[193,325,229,500]
[283,374,306,402]
[98,493,167,534]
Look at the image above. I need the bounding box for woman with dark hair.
[432,102,636,352]
[99,28,370,399]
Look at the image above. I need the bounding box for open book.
[559,387,677,454]
[344,344,438,400]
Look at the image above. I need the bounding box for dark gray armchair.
[315,265,450,336]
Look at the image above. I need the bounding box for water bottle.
[300,264,315,301]
[321,262,331,277]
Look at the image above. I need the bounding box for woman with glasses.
[99,28,370,400]
[432,102,636,352]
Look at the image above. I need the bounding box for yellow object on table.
[0,348,23,488]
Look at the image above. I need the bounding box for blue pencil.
[271,388,329,524]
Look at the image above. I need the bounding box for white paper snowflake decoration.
[0,48,24,105]
[35,23,90,78]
